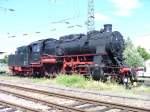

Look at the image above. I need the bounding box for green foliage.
[55,75,86,88]
[137,46,150,61]
[123,37,144,67]
[55,75,124,90]
[1,55,8,64]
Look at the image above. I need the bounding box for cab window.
[32,44,41,52]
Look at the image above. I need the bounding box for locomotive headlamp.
[123,77,128,83]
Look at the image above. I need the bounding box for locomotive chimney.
[104,24,112,32]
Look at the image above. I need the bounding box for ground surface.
[0,73,150,109]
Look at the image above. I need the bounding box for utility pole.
[87,0,94,40]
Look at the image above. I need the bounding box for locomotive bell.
[104,24,112,32]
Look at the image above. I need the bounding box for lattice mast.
[87,0,95,39]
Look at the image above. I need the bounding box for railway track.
[1,79,150,102]
[0,100,41,112]
[0,82,150,112]
[0,80,150,101]
[17,80,150,101]
[0,102,17,112]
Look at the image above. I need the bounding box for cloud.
[111,0,141,16]
[95,12,109,21]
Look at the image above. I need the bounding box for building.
[144,59,150,77]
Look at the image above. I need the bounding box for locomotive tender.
[8,24,137,84]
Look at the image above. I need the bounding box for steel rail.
[0,82,150,112]
[1,80,149,101]
[0,100,40,112]
[0,89,86,112]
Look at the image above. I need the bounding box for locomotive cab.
[29,40,46,63]
[29,38,59,63]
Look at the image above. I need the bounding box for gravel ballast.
[0,79,150,109]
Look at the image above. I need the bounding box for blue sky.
[0,0,150,53]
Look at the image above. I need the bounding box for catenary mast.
[87,0,95,40]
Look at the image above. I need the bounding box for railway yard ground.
[0,73,150,111]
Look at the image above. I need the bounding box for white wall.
[144,60,150,77]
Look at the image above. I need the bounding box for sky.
[0,0,150,54]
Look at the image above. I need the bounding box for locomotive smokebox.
[104,24,112,32]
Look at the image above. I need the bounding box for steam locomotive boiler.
[8,24,137,84]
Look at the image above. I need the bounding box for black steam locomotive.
[8,24,137,84]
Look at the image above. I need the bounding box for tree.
[123,37,144,67]
[137,46,150,61]
[1,55,8,64]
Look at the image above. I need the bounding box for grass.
[132,85,150,93]
[55,75,86,88]
[54,75,124,91]
[0,74,150,95]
